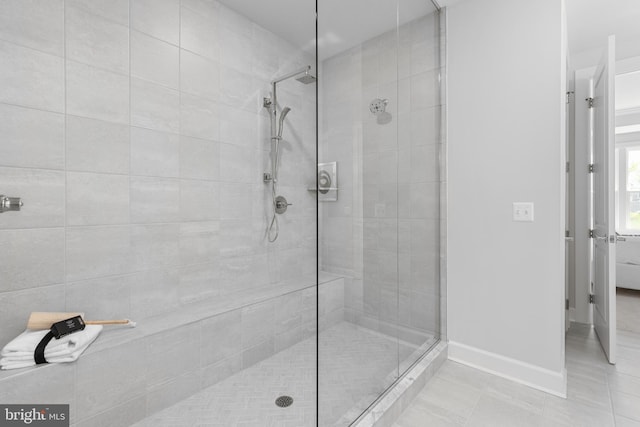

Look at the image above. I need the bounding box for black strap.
[34,331,55,364]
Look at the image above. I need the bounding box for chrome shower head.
[272,66,316,85]
[370,98,388,115]
[295,71,317,84]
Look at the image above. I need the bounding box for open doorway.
[614,60,640,338]
[570,53,640,361]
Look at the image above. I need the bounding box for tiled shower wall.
[0,0,316,348]
[320,12,442,342]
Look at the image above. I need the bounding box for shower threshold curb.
[352,340,448,427]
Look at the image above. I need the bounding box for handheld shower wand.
[263,65,315,243]
[278,107,291,139]
[267,105,291,243]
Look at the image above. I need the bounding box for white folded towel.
[0,325,102,370]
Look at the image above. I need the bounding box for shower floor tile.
[132,321,426,427]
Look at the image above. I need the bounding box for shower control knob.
[275,200,292,209]
[274,196,292,214]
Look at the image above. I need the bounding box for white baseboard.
[448,341,567,398]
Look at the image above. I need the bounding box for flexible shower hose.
[267,136,281,242]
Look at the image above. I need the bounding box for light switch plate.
[513,202,534,222]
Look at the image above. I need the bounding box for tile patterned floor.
[135,292,640,426]
[133,321,420,427]
[618,288,640,334]
[393,294,640,427]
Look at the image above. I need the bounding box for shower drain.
[275,395,294,408]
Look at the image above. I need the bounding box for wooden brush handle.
[85,319,130,325]
[27,312,132,329]
[27,312,84,330]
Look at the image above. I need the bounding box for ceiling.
[217,0,437,60]
[566,0,640,65]
[216,0,640,66]
[439,0,640,63]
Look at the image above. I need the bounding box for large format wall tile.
[66,171,130,226]
[0,0,63,56]
[219,219,255,257]
[65,275,132,320]
[67,60,129,124]
[65,0,129,26]
[180,93,220,140]
[219,183,252,219]
[0,228,64,292]
[131,0,180,45]
[219,65,255,110]
[411,106,440,146]
[219,143,252,183]
[179,179,219,222]
[66,225,135,282]
[219,26,252,75]
[178,261,220,303]
[145,372,202,416]
[180,136,219,181]
[66,115,130,174]
[145,323,200,387]
[181,50,220,101]
[75,340,147,420]
[219,106,258,148]
[131,127,180,178]
[411,69,440,110]
[131,30,179,89]
[65,5,129,74]
[131,78,180,133]
[0,40,64,112]
[180,5,220,61]
[201,310,242,367]
[131,176,181,224]
[129,268,180,319]
[180,221,220,265]
[200,353,242,388]
[130,223,180,270]
[0,104,64,170]
[0,362,75,407]
[241,299,275,350]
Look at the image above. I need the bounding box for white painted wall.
[447,0,567,395]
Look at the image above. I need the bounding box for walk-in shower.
[0,0,443,426]
[263,65,317,242]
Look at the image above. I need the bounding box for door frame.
[570,51,640,358]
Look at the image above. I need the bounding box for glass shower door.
[317,0,441,425]
[396,2,442,376]
[317,2,401,423]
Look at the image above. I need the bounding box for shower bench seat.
[0,273,346,426]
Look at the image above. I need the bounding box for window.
[616,145,640,233]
